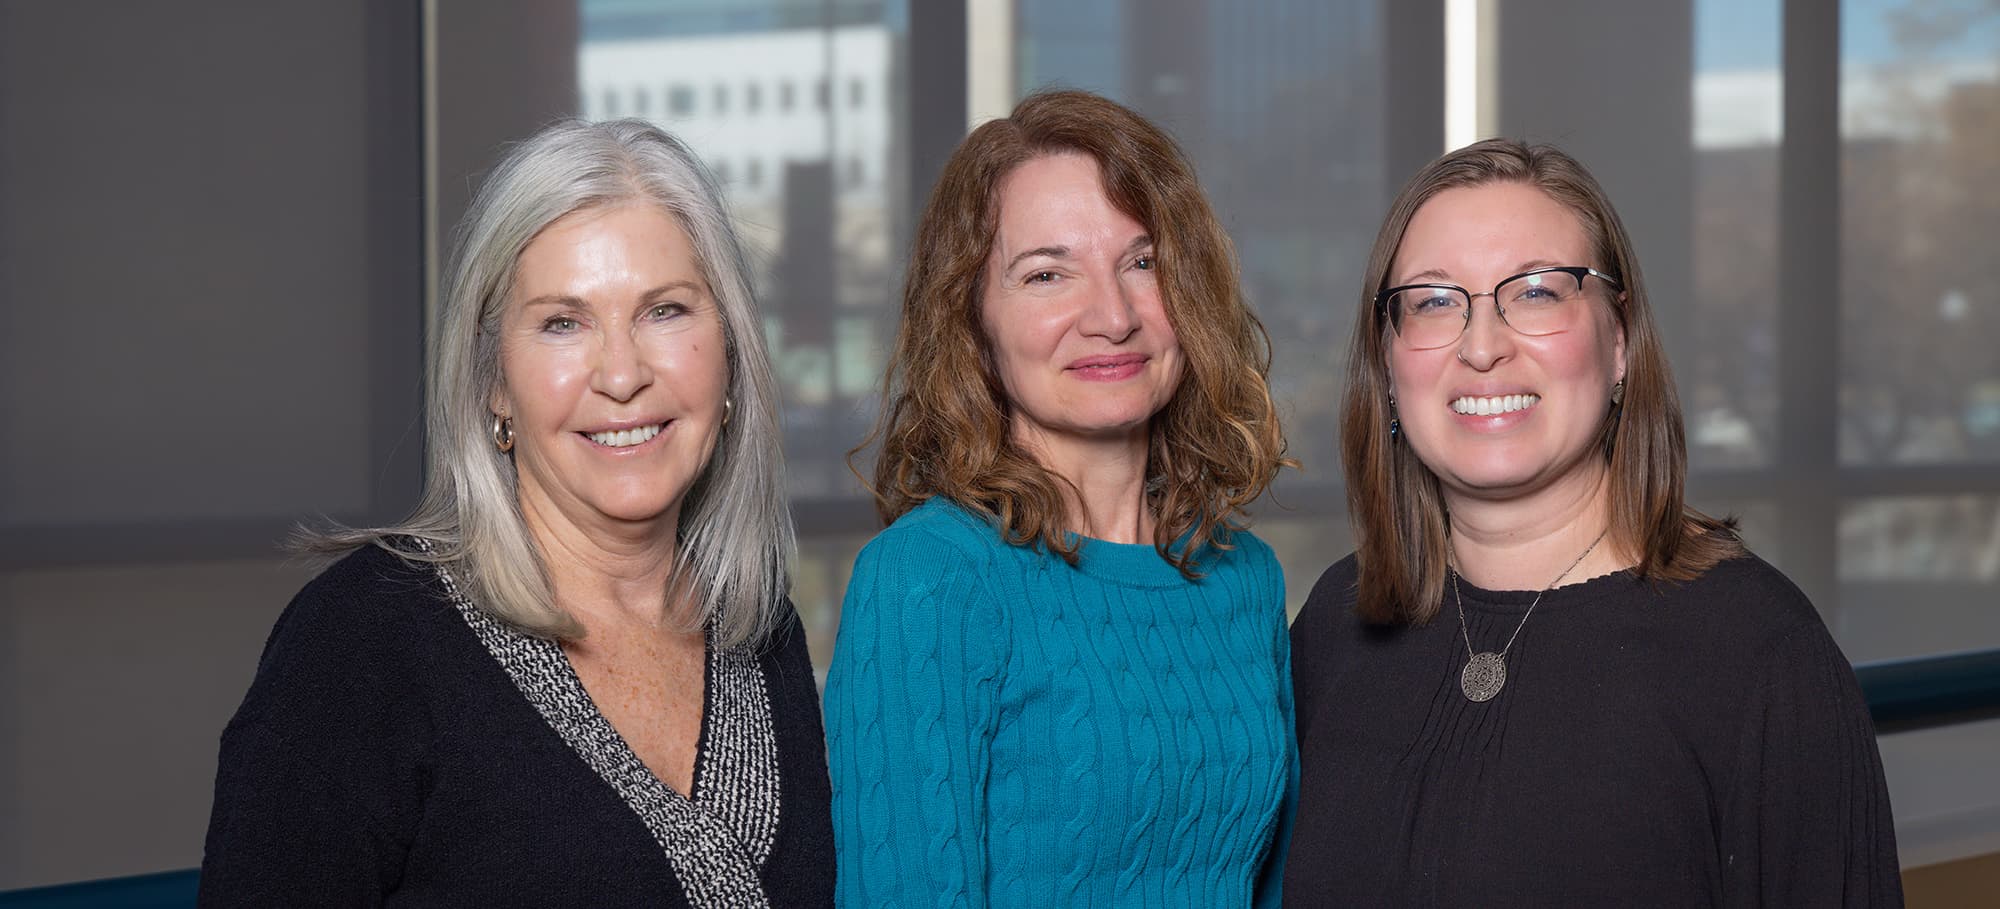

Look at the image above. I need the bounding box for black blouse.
[200,544,833,907]
[1285,553,1902,908]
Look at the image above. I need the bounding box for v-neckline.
[423,554,783,907]
[556,630,714,805]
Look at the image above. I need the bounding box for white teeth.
[1450,394,1539,416]
[587,422,665,448]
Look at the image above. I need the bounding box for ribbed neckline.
[1069,533,1195,589]
[1447,565,1646,615]
[917,496,1197,590]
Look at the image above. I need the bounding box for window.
[1490,0,2000,873]
[668,84,694,116]
[1014,0,1393,613]
[713,83,729,115]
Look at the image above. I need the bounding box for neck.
[1443,461,1624,591]
[1014,419,1154,544]
[519,490,683,631]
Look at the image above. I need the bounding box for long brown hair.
[1343,138,1741,624]
[857,89,1291,572]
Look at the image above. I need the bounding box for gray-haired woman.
[200,120,832,907]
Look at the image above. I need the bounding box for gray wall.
[0,0,570,888]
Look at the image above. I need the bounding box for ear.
[489,383,511,420]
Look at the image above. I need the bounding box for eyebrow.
[1004,235,1154,272]
[1005,245,1070,272]
[518,280,706,310]
[1397,258,1565,286]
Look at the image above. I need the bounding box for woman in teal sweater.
[826,89,1296,907]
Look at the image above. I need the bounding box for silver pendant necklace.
[1451,528,1607,702]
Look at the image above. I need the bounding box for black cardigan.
[200,544,833,907]
[1284,553,1902,908]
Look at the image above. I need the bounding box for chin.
[578,488,684,526]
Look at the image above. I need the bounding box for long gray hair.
[309,119,792,651]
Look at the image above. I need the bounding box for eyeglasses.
[1375,265,1622,350]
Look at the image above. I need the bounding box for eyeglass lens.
[1387,270,1590,349]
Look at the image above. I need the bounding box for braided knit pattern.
[826,498,1295,908]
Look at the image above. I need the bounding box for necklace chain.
[1450,527,1608,701]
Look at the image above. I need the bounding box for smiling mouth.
[583,422,667,448]
[1451,394,1539,416]
[1067,355,1149,375]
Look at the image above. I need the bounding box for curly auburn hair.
[855,89,1291,574]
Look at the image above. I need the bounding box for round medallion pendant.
[1460,652,1508,702]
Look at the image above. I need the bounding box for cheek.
[1527,331,1613,382]
[984,311,1062,387]
[498,341,590,420]
[648,329,731,397]
[1386,347,1442,397]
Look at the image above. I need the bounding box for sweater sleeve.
[825,527,1008,909]
[1254,584,1298,909]
[1723,622,1904,908]
[199,556,432,906]
[199,723,397,907]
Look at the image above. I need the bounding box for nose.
[589,327,654,401]
[1076,273,1141,343]
[1454,293,1515,371]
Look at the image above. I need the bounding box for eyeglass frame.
[1373,265,1624,348]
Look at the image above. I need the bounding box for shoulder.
[757,597,816,682]
[1202,526,1285,602]
[836,499,1009,647]
[1674,551,1829,653]
[853,496,1002,575]
[1297,554,1360,624]
[270,543,456,657]
[1638,551,1870,702]
[1214,525,1279,567]
[230,544,459,732]
[1289,553,1362,651]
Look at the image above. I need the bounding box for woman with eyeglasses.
[1283,139,1901,907]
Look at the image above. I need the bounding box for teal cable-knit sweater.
[826,496,1296,908]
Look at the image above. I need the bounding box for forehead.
[1394,182,1591,281]
[512,203,703,289]
[990,152,1139,245]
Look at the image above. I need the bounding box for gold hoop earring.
[491,414,514,453]
[722,398,733,427]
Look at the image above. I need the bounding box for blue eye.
[1408,293,1463,314]
[1132,255,1156,271]
[542,316,580,333]
[1505,278,1571,307]
[647,302,687,320]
